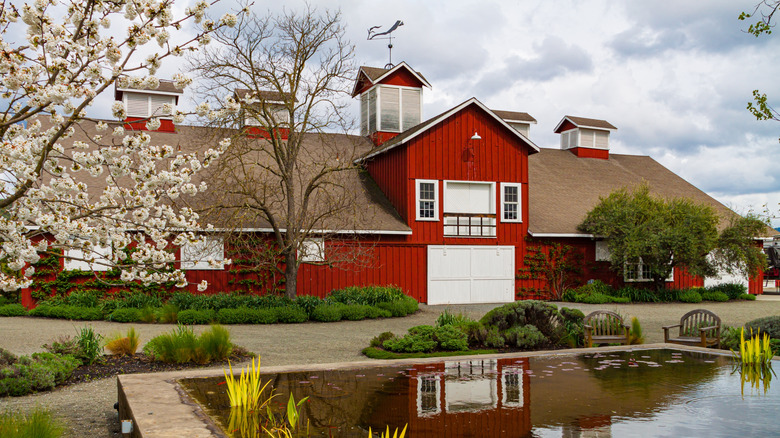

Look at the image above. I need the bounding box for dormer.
[492,110,537,138]
[352,62,431,146]
[114,79,182,133]
[553,116,617,160]
[234,89,291,139]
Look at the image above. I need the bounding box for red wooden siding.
[124,117,175,133]
[570,147,609,160]
[556,119,577,132]
[380,68,425,88]
[366,145,409,224]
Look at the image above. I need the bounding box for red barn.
[21,62,773,306]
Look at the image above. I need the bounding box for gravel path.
[2,297,780,437]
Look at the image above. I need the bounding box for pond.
[181,349,780,437]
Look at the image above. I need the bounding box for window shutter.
[380,87,400,132]
[360,93,368,136]
[126,93,149,117]
[401,88,421,131]
[368,88,377,133]
[150,95,173,117]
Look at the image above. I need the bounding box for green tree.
[578,185,767,291]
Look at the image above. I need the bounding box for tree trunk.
[285,250,298,299]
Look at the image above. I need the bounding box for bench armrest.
[662,324,681,330]
[698,325,719,334]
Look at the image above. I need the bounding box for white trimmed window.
[416,179,439,221]
[361,85,422,134]
[624,258,674,282]
[595,241,610,261]
[181,237,225,270]
[64,245,112,271]
[500,183,522,223]
[299,238,325,263]
[417,375,441,417]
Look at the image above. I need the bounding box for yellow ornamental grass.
[223,357,272,409]
[367,424,408,438]
[739,328,774,366]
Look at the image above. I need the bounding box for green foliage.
[382,331,437,353]
[578,185,723,289]
[107,308,142,323]
[613,285,658,302]
[0,353,80,397]
[745,316,780,340]
[565,281,630,304]
[364,305,391,319]
[104,327,140,356]
[721,326,743,352]
[310,304,343,322]
[480,300,558,335]
[0,304,28,317]
[340,304,369,321]
[484,327,505,348]
[158,304,179,323]
[433,325,469,351]
[712,214,769,279]
[41,337,79,357]
[503,324,547,349]
[326,285,409,306]
[376,295,418,317]
[273,306,308,323]
[707,283,748,300]
[678,289,703,303]
[579,293,630,304]
[177,309,216,325]
[558,307,585,347]
[61,290,102,308]
[29,304,103,320]
[370,332,396,348]
[74,326,103,365]
[140,306,158,323]
[0,407,64,438]
[435,309,472,327]
[144,324,232,364]
[700,290,729,302]
[655,288,681,302]
[740,293,757,301]
[109,291,164,309]
[0,349,16,367]
[292,295,324,317]
[629,317,644,345]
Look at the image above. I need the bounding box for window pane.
[504,204,517,220]
[360,93,368,136]
[419,182,434,200]
[150,95,173,116]
[126,94,148,117]
[380,87,400,131]
[368,88,376,133]
[504,186,518,202]
[402,88,421,131]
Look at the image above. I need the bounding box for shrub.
[720,326,742,351]
[383,333,436,353]
[158,304,179,324]
[707,283,747,300]
[293,295,324,317]
[217,308,252,324]
[629,317,644,344]
[29,304,103,320]
[108,308,141,323]
[311,304,343,322]
[0,353,80,396]
[64,290,101,308]
[559,307,585,347]
[484,327,505,348]
[560,289,577,302]
[376,295,418,317]
[614,286,658,302]
[0,407,64,438]
[0,304,28,317]
[370,331,396,348]
[655,288,681,302]
[740,293,757,301]
[578,293,630,304]
[364,306,391,319]
[340,304,369,321]
[700,290,729,302]
[0,348,17,366]
[436,309,474,327]
[503,324,547,349]
[678,289,702,303]
[745,316,780,339]
[273,306,308,323]
[249,308,278,324]
[433,325,468,351]
[104,327,140,356]
[177,309,215,325]
[111,291,164,309]
[74,326,103,365]
[327,285,408,306]
[480,300,560,337]
[41,337,79,357]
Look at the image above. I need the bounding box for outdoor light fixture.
[471,132,481,140]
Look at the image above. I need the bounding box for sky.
[95,0,780,225]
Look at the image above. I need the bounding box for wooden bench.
[663,309,721,348]
[583,310,631,348]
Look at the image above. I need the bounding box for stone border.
[116,343,734,437]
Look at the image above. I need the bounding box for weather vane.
[367,20,404,68]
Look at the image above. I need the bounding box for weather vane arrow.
[367,20,404,68]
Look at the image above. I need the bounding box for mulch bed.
[64,349,254,386]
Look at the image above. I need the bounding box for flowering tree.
[0,0,240,292]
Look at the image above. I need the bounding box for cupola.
[234,89,291,139]
[553,116,617,160]
[352,62,431,146]
[114,79,183,133]
[492,110,537,138]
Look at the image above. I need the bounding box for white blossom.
[197,280,208,292]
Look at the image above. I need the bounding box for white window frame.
[64,245,112,272]
[595,240,610,262]
[368,84,423,134]
[624,258,674,282]
[501,366,524,407]
[416,374,441,417]
[299,238,325,263]
[123,93,175,119]
[181,236,225,270]
[500,183,522,223]
[416,179,439,221]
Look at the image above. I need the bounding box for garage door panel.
[428,280,472,305]
[428,246,514,304]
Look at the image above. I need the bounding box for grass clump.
[0,407,64,438]
[143,324,232,364]
[678,289,703,303]
[700,290,729,302]
[104,327,140,356]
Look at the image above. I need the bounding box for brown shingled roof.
[116,80,183,94]
[234,89,289,103]
[528,148,775,237]
[357,64,430,86]
[555,116,617,132]
[491,110,537,124]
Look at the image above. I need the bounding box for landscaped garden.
[560,280,754,304]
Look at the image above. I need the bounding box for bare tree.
[189,5,372,298]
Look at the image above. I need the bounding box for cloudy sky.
[97,0,780,224]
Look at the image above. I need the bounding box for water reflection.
[182,349,780,437]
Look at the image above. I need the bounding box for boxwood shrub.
[0,352,80,397]
[678,289,703,303]
[108,308,142,323]
[311,304,343,322]
[0,304,28,317]
[177,309,216,325]
[273,306,308,323]
[745,316,780,339]
[31,304,103,321]
[700,290,729,302]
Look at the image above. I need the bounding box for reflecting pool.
[181,349,780,437]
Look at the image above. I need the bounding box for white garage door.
[427,246,515,305]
